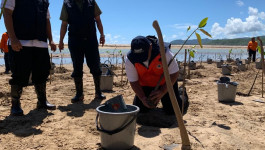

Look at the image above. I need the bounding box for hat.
[129,36,151,63]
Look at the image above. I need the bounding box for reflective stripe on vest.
[135,54,165,87]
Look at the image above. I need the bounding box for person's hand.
[59,41,64,52]
[100,35,105,47]
[49,41,56,52]
[149,89,164,106]
[11,38,22,52]
[141,97,154,109]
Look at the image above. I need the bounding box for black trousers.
[248,50,256,62]
[8,46,51,86]
[68,37,102,78]
[4,52,10,72]
[133,82,185,115]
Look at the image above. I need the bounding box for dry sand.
[0,61,265,150]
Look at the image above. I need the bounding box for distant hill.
[170,36,265,46]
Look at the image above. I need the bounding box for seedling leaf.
[200,29,212,38]
[196,32,203,48]
[198,17,208,28]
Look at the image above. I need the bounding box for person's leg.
[32,47,55,109]
[161,82,189,115]
[8,46,33,116]
[253,50,256,62]
[68,37,85,103]
[133,86,154,113]
[248,50,252,62]
[4,52,10,73]
[84,37,105,100]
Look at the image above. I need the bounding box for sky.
[1,0,265,44]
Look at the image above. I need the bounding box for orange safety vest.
[0,32,8,53]
[135,54,165,87]
[248,41,258,51]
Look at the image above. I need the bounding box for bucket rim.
[96,104,140,115]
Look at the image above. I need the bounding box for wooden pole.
[153,20,191,150]
[121,55,125,86]
[50,53,53,84]
[182,49,187,115]
[257,37,264,97]
[188,54,191,79]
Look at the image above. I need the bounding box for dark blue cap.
[129,36,151,63]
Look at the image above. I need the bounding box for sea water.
[0,48,258,65]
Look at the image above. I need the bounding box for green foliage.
[171,36,265,46]
[198,17,208,28]
[229,49,232,54]
[257,46,264,55]
[200,29,212,38]
[188,46,197,58]
[195,32,202,48]
[187,26,191,32]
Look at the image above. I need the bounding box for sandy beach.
[0,59,265,150]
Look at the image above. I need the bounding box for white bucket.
[256,61,262,69]
[96,105,139,150]
[221,65,232,75]
[217,82,238,102]
[100,75,114,91]
[217,61,224,68]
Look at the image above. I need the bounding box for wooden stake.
[182,49,187,115]
[50,53,52,84]
[153,20,191,150]
[257,37,264,97]
[121,55,125,86]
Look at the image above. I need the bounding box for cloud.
[170,24,197,30]
[211,7,265,39]
[105,34,129,44]
[236,0,244,7]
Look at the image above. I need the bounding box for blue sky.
[1,0,265,44]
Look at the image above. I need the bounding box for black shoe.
[37,101,56,110]
[71,94,84,103]
[95,93,106,100]
[11,105,24,116]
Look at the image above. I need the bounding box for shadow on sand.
[0,109,53,137]
[58,98,104,117]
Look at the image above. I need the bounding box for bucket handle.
[96,113,137,135]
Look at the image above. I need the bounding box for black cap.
[129,36,151,63]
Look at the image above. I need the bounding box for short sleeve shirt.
[1,0,50,19]
[125,48,179,82]
[1,0,50,47]
[60,0,102,22]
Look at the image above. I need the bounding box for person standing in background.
[59,0,106,103]
[247,37,258,62]
[2,0,57,116]
[0,32,10,74]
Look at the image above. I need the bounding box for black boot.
[93,75,106,100]
[34,83,56,110]
[71,77,84,103]
[10,85,24,116]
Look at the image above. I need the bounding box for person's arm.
[46,19,56,52]
[59,21,68,51]
[95,15,105,47]
[247,42,251,51]
[149,72,179,105]
[3,8,22,51]
[130,81,153,108]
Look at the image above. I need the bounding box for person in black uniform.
[2,0,57,116]
[59,0,106,103]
